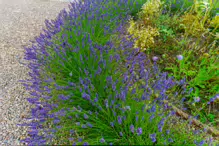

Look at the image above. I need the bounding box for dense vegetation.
[20,0,218,145]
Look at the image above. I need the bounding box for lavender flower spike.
[130,124,134,133]
[137,127,142,135]
[150,133,156,143]
[119,132,123,137]
[118,116,122,124]
[100,138,105,143]
[84,114,89,119]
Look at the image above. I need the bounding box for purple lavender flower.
[77,106,82,111]
[106,76,113,84]
[131,88,136,94]
[208,137,213,145]
[142,117,145,121]
[181,97,186,102]
[125,125,132,134]
[176,55,183,60]
[94,97,98,103]
[168,138,173,143]
[56,126,62,129]
[58,94,70,100]
[110,122,114,127]
[111,100,115,105]
[84,69,89,76]
[114,54,120,62]
[150,133,156,143]
[199,140,205,146]
[118,116,122,124]
[193,130,200,135]
[78,137,83,142]
[120,90,126,101]
[150,114,155,122]
[96,66,102,75]
[179,78,186,85]
[113,110,116,116]
[70,130,75,134]
[98,106,103,111]
[171,4,176,9]
[100,138,105,143]
[82,124,87,128]
[158,118,165,132]
[141,104,146,111]
[82,92,91,101]
[79,77,84,85]
[216,94,219,100]
[87,122,93,128]
[136,116,139,122]
[53,118,60,124]
[208,98,214,104]
[141,94,147,100]
[123,72,128,83]
[76,122,80,126]
[105,99,109,108]
[28,129,38,136]
[84,114,89,119]
[124,106,131,111]
[151,105,156,113]
[88,111,92,115]
[162,9,167,14]
[188,87,193,94]
[137,127,142,135]
[112,82,116,91]
[69,137,74,141]
[119,132,123,137]
[83,142,89,146]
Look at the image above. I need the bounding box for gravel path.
[0,0,70,145]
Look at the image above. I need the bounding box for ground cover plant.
[20,0,218,145]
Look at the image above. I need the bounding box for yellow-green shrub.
[139,0,162,19]
[210,15,219,28]
[127,0,162,51]
[127,18,160,50]
[180,12,207,37]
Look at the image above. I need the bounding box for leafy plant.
[127,19,160,50]
[159,25,175,42]
[140,0,163,19]
[165,49,218,97]
[127,0,163,51]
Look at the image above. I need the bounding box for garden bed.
[20,0,219,145]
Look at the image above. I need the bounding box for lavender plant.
[19,0,213,145]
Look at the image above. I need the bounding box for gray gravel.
[0,0,70,145]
